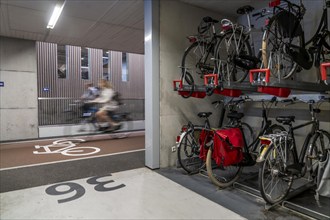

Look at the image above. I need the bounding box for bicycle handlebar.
[280,96,330,109]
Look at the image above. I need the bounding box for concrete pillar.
[0,37,38,141]
[144,0,160,169]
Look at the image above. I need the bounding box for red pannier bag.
[212,128,244,166]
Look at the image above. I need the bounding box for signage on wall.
[0,81,4,87]
[43,87,50,92]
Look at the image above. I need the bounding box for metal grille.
[36,42,145,126]
[38,98,144,126]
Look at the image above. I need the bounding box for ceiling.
[0,0,265,54]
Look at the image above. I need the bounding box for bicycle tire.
[214,30,252,83]
[206,147,243,188]
[318,30,330,65]
[259,142,293,204]
[180,71,195,99]
[181,41,216,84]
[306,130,330,179]
[241,122,254,148]
[261,14,302,79]
[177,127,209,174]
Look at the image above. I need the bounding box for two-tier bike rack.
[172,63,330,219]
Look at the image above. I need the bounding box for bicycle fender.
[176,131,187,145]
[256,138,272,163]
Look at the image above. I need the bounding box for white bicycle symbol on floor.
[33,139,100,156]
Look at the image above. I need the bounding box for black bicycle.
[262,0,330,80]
[206,97,285,188]
[258,97,330,204]
[176,98,254,174]
[180,16,220,98]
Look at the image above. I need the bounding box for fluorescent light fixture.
[47,1,66,29]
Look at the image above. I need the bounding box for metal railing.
[38,98,145,126]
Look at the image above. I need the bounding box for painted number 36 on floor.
[45,174,125,203]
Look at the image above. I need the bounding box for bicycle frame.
[249,99,281,152]
[288,120,318,166]
[221,21,246,55]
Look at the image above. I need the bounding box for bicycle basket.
[274,10,302,38]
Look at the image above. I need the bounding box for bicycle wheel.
[206,147,243,188]
[261,14,303,79]
[214,31,252,83]
[320,31,330,62]
[266,124,286,134]
[259,142,293,204]
[177,127,208,174]
[181,41,215,83]
[306,130,330,178]
[179,71,195,99]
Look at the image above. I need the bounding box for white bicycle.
[33,139,100,156]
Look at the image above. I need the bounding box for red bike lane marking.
[0,136,145,169]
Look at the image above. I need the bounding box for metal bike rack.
[282,200,330,220]
[232,169,330,219]
[249,68,330,93]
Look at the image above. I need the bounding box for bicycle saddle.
[202,16,219,23]
[198,112,212,118]
[227,112,244,120]
[237,5,254,15]
[276,116,295,124]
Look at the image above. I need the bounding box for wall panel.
[37,42,145,126]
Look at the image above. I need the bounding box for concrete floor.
[1,133,328,219]
[0,167,245,219]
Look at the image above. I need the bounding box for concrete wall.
[0,36,38,141]
[159,1,235,167]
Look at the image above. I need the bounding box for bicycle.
[205,97,285,188]
[214,5,266,84]
[261,0,330,80]
[180,7,268,98]
[64,100,100,132]
[179,16,220,98]
[258,97,330,204]
[176,98,254,174]
[33,139,101,156]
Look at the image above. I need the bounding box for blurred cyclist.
[89,79,120,131]
[80,82,100,113]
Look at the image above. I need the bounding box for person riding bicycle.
[88,79,120,131]
[80,82,100,114]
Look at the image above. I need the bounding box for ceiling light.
[47,1,66,29]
